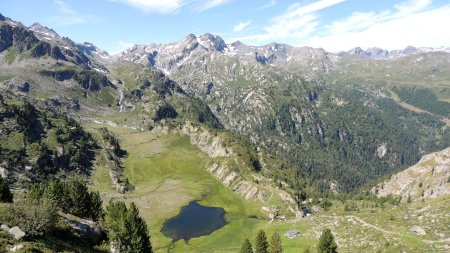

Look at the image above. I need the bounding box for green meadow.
[89,125,449,253]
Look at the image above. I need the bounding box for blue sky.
[1,0,449,53]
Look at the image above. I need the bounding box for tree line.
[0,177,153,252]
[240,228,337,253]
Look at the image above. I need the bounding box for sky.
[1,0,449,54]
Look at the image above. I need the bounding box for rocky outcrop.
[373,147,450,201]
[179,122,232,158]
[62,213,104,244]
[1,78,30,93]
[207,163,269,202]
[178,122,302,219]
[100,128,130,194]
[9,244,25,252]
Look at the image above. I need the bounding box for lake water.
[160,201,227,241]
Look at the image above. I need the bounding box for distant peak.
[197,33,226,52]
[350,47,363,51]
[30,22,44,28]
[82,42,95,47]
[0,13,5,21]
[184,33,197,41]
[29,22,59,38]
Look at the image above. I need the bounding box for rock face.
[177,122,302,219]
[179,123,232,158]
[207,163,269,202]
[1,78,30,92]
[373,147,450,201]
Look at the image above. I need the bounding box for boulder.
[410,225,426,236]
[0,167,8,178]
[9,226,25,240]
[9,244,25,252]
[1,224,10,232]
[63,215,104,244]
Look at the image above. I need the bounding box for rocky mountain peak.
[230,40,243,47]
[402,45,418,54]
[77,42,110,60]
[197,33,227,52]
[29,22,60,39]
[0,13,5,21]
[347,47,370,57]
[366,47,389,58]
[184,33,197,41]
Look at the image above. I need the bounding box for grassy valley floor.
[88,125,450,253]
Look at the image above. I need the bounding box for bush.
[27,178,104,221]
[1,197,58,238]
[319,199,332,211]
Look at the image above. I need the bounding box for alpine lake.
[160,201,227,241]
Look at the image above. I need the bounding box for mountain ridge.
[1,12,449,194]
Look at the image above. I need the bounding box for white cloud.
[46,0,103,25]
[258,0,277,10]
[233,20,252,32]
[197,0,231,13]
[230,0,345,43]
[109,41,136,55]
[112,0,186,13]
[54,0,77,15]
[229,0,449,52]
[306,0,449,52]
[111,0,232,13]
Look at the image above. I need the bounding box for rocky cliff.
[373,147,450,201]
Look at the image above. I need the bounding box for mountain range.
[1,13,449,193]
[1,12,450,252]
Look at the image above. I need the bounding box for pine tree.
[43,179,64,206]
[65,177,92,218]
[105,201,128,251]
[270,232,282,253]
[89,191,104,221]
[317,228,337,253]
[0,177,13,203]
[125,203,152,253]
[26,184,45,204]
[105,201,153,253]
[241,239,254,253]
[255,230,269,253]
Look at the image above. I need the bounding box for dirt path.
[325,215,450,245]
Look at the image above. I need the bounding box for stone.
[0,167,8,179]
[410,225,426,236]
[9,226,26,240]
[1,224,10,232]
[63,215,104,244]
[9,244,25,252]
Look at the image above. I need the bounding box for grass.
[4,46,16,64]
[89,125,266,252]
[89,125,450,252]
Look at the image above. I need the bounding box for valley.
[88,124,449,252]
[0,10,449,253]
